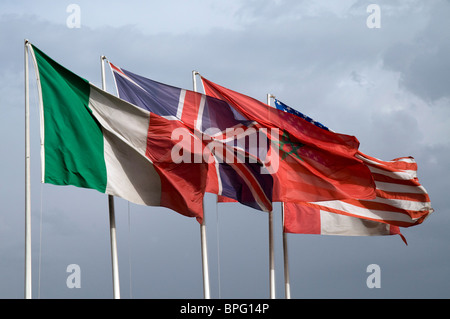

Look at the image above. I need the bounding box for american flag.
[275,99,433,242]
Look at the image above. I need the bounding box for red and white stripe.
[283,202,406,241]
[284,151,433,241]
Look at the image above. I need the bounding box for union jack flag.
[109,63,273,212]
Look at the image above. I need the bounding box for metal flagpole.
[267,94,291,299]
[268,210,275,299]
[281,203,291,299]
[192,70,211,299]
[24,39,32,299]
[192,70,199,92]
[101,55,121,299]
[266,94,276,299]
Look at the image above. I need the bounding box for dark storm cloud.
[382,0,450,102]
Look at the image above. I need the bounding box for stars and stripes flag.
[274,99,433,242]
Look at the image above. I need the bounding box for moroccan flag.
[109,63,273,212]
[30,44,209,222]
[200,77,376,203]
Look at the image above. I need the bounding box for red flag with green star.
[201,77,376,203]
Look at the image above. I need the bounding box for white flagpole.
[266,94,276,299]
[267,94,291,299]
[24,39,32,299]
[268,210,275,299]
[192,70,211,299]
[281,203,291,299]
[101,55,121,299]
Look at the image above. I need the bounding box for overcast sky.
[0,0,449,299]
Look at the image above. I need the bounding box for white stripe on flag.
[367,165,417,180]
[196,94,206,130]
[176,89,186,119]
[315,200,420,223]
[88,84,163,206]
[367,197,432,212]
[320,210,392,236]
[375,181,427,194]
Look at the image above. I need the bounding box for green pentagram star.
[277,130,304,161]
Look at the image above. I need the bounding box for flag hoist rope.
[101,55,121,299]
[193,70,211,299]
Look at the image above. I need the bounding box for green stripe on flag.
[32,45,107,192]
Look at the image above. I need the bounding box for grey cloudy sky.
[0,0,449,299]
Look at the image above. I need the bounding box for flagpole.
[24,39,32,299]
[266,94,276,299]
[268,210,276,299]
[267,94,291,299]
[281,203,291,299]
[193,70,211,299]
[192,70,199,92]
[101,55,121,299]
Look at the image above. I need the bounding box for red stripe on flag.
[283,203,321,234]
[371,172,422,186]
[375,189,430,202]
[180,90,202,125]
[299,201,417,227]
[340,198,424,215]
[145,113,209,223]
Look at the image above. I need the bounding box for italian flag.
[29,44,208,222]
